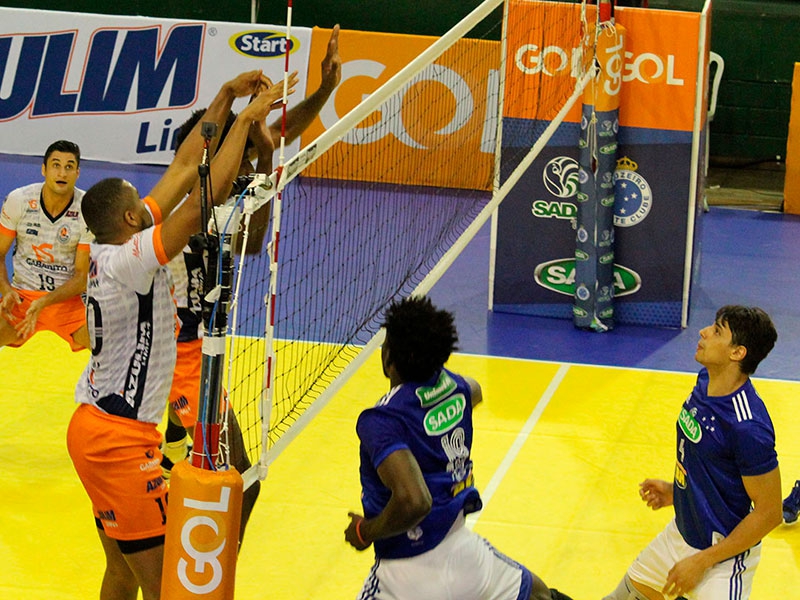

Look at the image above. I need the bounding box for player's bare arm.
[270,26,341,147]
[14,246,89,339]
[662,466,782,597]
[345,448,432,551]
[149,70,272,217]
[0,234,20,324]
[159,87,287,261]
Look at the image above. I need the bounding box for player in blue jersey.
[604,305,781,600]
[345,295,572,600]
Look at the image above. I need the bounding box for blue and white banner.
[0,8,312,165]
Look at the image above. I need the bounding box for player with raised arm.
[0,140,92,350]
[66,72,284,600]
[160,25,341,548]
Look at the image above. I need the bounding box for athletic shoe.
[160,436,190,480]
[783,480,800,524]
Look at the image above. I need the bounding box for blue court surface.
[2,151,798,381]
[430,206,800,381]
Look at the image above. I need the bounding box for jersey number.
[37,273,56,291]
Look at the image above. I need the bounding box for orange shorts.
[67,404,168,541]
[5,288,86,351]
[169,338,203,428]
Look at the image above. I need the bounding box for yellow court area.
[1,332,799,598]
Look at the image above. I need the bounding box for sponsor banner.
[493,134,691,327]
[0,7,312,165]
[504,2,700,132]
[494,6,701,328]
[301,29,499,190]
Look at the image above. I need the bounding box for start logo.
[229,31,299,58]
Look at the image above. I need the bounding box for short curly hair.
[382,296,459,382]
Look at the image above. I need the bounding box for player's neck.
[41,186,73,214]
[705,364,748,397]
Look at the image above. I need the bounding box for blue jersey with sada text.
[673,368,777,550]
[356,368,482,559]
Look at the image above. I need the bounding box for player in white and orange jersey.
[0,140,92,350]
[160,26,342,550]
[67,73,287,600]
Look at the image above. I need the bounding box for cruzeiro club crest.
[613,157,652,227]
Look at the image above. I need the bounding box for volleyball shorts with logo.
[5,288,85,350]
[67,404,168,542]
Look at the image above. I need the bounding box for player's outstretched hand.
[320,25,342,92]
[226,70,272,99]
[248,72,300,120]
[14,296,45,339]
[0,290,22,325]
[639,478,674,510]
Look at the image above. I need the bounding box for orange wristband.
[355,518,368,546]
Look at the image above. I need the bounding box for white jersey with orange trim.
[0,182,91,291]
[75,199,178,425]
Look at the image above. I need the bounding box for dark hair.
[174,108,253,156]
[44,140,81,166]
[82,178,136,240]
[716,305,777,374]
[382,296,458,382]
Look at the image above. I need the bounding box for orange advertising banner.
[302,27,499,190]
[504,2,700,132]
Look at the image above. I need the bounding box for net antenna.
[225,0,596,490]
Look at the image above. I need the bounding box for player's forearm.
[40,274,87,307]
[0,264,14,296]
[360,492,432,543]
[271,86,334,147]
[694,505,782,570]
[174,83,238,170]
[209,117,251,204]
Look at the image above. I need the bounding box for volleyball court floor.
[1,154,800,598]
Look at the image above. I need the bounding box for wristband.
[355,518,368,546]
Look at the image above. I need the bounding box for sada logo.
[424,394,466,436]
[229,31,299,58]
[542,156,580,198]
[678,407,702,443]
[614,157,652,227]
[534,258,641,297]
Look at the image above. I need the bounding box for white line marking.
[466,363,570,530]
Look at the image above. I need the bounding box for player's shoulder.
[5,181,43,203]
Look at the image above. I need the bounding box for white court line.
[466,363,570,530]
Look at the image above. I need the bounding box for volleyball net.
[224,0,596,488]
